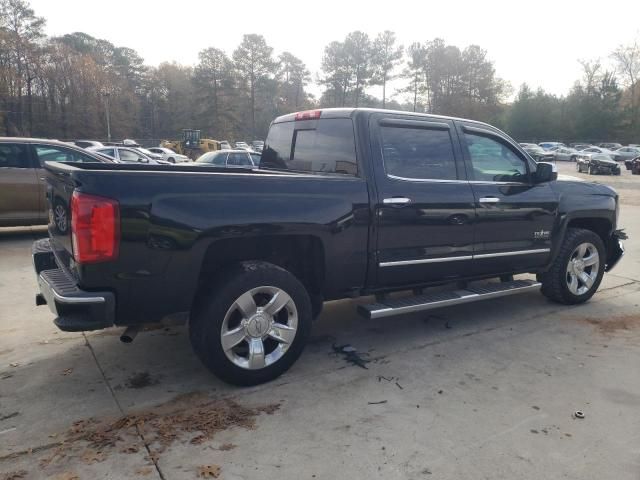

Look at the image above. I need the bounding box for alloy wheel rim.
[566,242,599,295]
[220,286,298,370]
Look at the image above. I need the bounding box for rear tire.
[540,228,605,305]
[190,261,312,386]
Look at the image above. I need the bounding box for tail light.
[294,110,322,121]
[71,191,120,264]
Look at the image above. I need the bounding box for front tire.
[540,228,605,305]
[588,165,595,175]
[190,261,312,386]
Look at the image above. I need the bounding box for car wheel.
[168,157,175,163]
[540,228,605,305]
[576,163,581,172]
[190,261,312,386]
[588,165,595,175]
[633,166,640,175]
[570,156,577,162]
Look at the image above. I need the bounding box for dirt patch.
[38,392,280,471]
[581,314,640,335]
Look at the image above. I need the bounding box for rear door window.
[262,118,357,175]
[0,143,30,168]
[380,125,458,180]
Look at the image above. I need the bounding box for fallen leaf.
[219,442,237,451]
[62,368,73,376]
[198,465,221,478]
[134,466,154,476]
[9,363,19,368]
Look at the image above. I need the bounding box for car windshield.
[593,154,611,161]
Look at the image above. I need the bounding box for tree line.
[0,0,638,144]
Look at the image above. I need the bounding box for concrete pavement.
[1,166,639,479]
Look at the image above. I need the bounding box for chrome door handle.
[479,197,500,204]
[383,197,412,205]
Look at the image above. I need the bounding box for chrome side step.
[358,279,541,319]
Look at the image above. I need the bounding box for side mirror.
[139,157,149,163]
[534,162,557,183]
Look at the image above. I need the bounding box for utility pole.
[104,92,111,142]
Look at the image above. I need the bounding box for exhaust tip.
[120,326,139,344]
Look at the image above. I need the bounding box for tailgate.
[45,163,78,272]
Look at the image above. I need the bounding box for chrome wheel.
[566,242,599,295]
[220,286,298,370]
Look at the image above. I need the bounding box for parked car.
[624,155,640,172]
[146,147,190,164]
[133,147,165,162]
[0,138,111,227]
[220,141,232,150]
[234,141,252,151]
[539,142,566,150]
[251,140,264,152]
[522,144,555,162]
[194,149,259,168]
[576,153,621,175]
[553,147,583,162]
[611,146,640,162]
[87,146,169,164]
[573,144,594,151]
[73,140,104,149]
[582,147,616,157]
[32,108,625,386]
[598,142,622,150]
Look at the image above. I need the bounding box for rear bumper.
[33,239,115,332]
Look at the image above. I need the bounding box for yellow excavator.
[161,129,222,160]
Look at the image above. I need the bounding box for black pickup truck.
[33,108,625,385]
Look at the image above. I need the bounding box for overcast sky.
[31,0,640,101]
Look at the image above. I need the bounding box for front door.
[371,114,476,287]
[0,142,41,226]
[457,123,558,276]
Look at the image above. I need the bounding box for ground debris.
[581,314,640,335]
[332,344,370,369]
[52,472,80,480]
[1,471,27,480]
[367,400,388,405]
[218,442,237,451]
[197,464,222,478]
[0,412,19,421]
[37,392,279,469]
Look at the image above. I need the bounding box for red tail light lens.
[71,191,120,264]
[294,110,322,121]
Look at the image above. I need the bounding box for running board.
[358,279,541,319]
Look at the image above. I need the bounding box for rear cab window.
[262,118,358,175]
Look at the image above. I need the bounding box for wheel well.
[198,235,325,295]
[567,218,611,247]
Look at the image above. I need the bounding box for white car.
[147,147,190,163]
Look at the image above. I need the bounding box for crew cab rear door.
[456,122,558,276]
[370,113,475,287]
